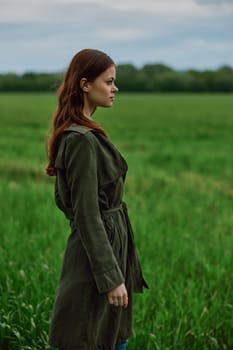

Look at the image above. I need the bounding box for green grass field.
[0,93,233,350]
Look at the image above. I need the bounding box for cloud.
[95,28,149,42]
[0,0,232,72]
[194,0,233,5]
[1,0,231,24]
[153,37,233,69]
[50,0,233,14]
[0,1,103,23]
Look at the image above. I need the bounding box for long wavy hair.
[46,49,115,176]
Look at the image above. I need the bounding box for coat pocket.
[102,213,126,270]
[102,215,115,244]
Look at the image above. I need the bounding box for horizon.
[1,61,233,76]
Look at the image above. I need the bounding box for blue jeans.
[115,340,127,350]
[58,341,127,350]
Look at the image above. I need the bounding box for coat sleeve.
[64,132,125,293]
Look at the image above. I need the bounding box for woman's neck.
[82,97,96,119]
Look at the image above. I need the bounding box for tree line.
[0,64,233,92]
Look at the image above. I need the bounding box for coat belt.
[66,202,125,220]
[101,202,125,215]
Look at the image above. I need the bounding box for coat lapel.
[91,130,128,187]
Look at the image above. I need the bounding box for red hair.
[46,49,115,176]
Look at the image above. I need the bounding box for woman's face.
[83,65,118,109]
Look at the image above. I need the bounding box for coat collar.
[64,124,93,134]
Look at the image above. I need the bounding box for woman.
[46,49,148,350]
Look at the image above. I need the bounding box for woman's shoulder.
[55,126,96,169]
[62,125,99,156]
[64,125,96,143]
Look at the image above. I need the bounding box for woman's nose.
[113,84,119,93]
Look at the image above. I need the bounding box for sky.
[1,0,233,73]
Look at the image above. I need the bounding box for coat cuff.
[94,265,125,293]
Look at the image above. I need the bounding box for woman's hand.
[107,283,128,308]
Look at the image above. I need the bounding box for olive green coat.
[48,125,148,350]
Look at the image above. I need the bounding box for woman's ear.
[80,78,90,92]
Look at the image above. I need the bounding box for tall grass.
[0,93,232,349]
